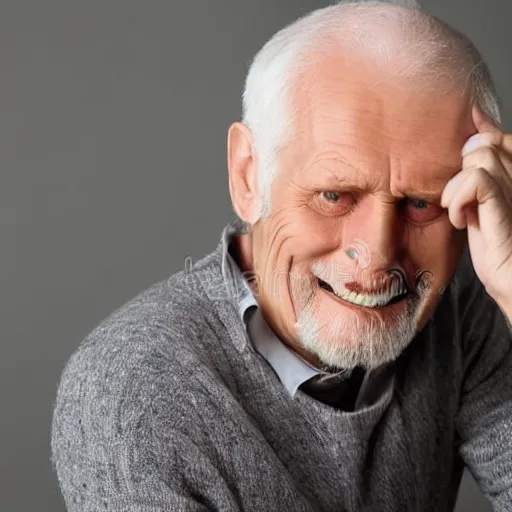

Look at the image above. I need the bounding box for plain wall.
[1,1,509,511]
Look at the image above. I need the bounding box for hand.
[441,105,512,318]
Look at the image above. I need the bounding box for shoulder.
[51,257,239,474]
[51,253,233,444]
[50,257,244,506]
[59,268,210,384]
[63,243,230,381]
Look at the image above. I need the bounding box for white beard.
[294,293,421,370]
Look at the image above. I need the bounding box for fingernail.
[461,133,495,156]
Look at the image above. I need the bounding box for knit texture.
[51,220,512,511]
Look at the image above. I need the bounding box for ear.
[227,122,262,224]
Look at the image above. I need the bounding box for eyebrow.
[308,173,446,205]
[398,172,456,203]
[398,188,444,204]
[308,155,456,203]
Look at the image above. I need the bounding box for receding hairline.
[292,4,482,99]
[240,0,501,219]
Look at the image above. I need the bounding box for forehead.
[291,55,475,183]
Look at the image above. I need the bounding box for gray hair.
[241,0,501,219]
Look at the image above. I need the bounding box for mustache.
[383,268,434,296]
[313,264,433,297]
[415,269,434,296]
[344,267,408,296]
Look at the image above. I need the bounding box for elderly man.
[51,1,512,510]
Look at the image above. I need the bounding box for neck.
[229,233,253,273]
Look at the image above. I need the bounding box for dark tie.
[299,365,367,411]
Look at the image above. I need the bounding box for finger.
[500,146,512,175]
[472,104,502,136]
[462,144,509,184]
[441,169,465,209]
[461,139,512,209]
[471,104,512,159]
[443,167,499,229]
[462,132,501,158]
[503,133,512,156]
[441,167,473,213]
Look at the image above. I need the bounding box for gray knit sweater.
[51,220,512,511]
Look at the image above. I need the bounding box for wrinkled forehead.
[291,55,476,167]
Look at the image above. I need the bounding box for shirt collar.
[245,306,319,396]
[220,218,344,397]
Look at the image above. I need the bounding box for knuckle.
[479,145,497,160]
[464,146,496,171]
[474,166,494,182]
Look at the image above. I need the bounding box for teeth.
[326,284,405,308]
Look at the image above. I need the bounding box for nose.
[347,196,402,274]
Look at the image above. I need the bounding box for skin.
[442,107,512,317]
[227,52,511,370]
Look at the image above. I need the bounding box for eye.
[312,191,355,216]
[405,198,444,223]
[409,199,428,209]
[323,191,341,202]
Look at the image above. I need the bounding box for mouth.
[317,277,409,308]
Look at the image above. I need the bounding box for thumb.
[472,104,501,135]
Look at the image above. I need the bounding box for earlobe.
[227,122,262,224]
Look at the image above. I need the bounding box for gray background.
[1,0,509,510]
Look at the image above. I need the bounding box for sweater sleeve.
[50,324,241,512]
[454,275,512,511]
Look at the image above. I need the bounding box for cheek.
[252,213,312,285]
[285,211,344,261]
[268,175,346,259]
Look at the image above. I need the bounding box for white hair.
[241,0,501,219]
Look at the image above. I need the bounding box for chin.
[293,286,421,370]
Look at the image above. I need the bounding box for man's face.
[249,56,475,370]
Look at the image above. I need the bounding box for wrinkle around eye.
[310,191,355,216]
[405,200,446,224]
